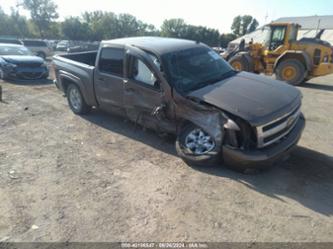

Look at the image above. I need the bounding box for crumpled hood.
[1,55,44,65]
[188,72,302,126]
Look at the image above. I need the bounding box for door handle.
[98,77,105,81]
[123,79,128,84]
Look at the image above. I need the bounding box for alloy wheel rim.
[232,61,242,71]
[282,66,296,81]
[69,87,82,110]
[185,129,215,155]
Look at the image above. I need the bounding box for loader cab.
[264,23,299,51]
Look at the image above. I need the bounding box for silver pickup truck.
[53,37,305,172]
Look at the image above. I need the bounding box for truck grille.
[256,105,301,148]
[17,63,42,68]
[19,72,44,80]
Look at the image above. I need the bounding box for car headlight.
[223,113,240,131]
[3,63,17,70]
[223,113,241,148]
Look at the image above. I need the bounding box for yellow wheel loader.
[227,23,333,85]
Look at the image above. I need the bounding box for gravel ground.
[0,74,332,242]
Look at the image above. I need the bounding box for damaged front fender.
[174,92,226,149]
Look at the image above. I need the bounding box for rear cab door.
[123,45,176,133]
[94,44,126,111]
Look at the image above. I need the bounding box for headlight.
[223,113,240,131]
[3,63,17,69]
[223,113,241,148]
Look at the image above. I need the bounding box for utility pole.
[316,19,321,35]
[265,12,268,24]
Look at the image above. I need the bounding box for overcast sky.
[1,0,332,32]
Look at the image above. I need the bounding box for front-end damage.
[173,91,305,169]
[173,92,256,158]
[174,93,225,151]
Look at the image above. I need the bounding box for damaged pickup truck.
[53,37,305,171]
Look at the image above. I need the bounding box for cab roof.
[102,36,206,56]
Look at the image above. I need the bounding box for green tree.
[161,19,220,46]
[81,11,159,41]
[220,33,237,48]
[0,7,11,35]
[161,18,186,38]
[9,8,31,37]
[82,11,117,40]
[231,15,259,37]
[62,17,91,40]
[21,0,59,38]
[0,7,32,38]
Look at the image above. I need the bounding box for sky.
[1,0,333,33]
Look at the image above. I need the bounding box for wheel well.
[61,77,77,94]
[177,120,193,134]
[275,53,308,71]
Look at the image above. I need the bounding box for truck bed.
[52,51,98,107]
[59,51,98,66]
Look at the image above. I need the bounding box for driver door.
[123,46,175,133]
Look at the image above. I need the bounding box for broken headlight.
[3,63,17,70]
[223,113,241,148]
[223,113,256,149]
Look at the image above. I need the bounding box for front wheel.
[176,123,221,166]
[229,54,254,72]
[66,84,91,114]
[275,59,307,86]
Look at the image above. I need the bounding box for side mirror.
[151,103,166,120]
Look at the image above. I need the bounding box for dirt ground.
[0,73,332,242]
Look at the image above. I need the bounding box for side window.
[272,27,286,42]
[270,26,286,50]
[99,48,124,76]
[131,57,157,88]
[24,40,46,47]
[23,40,33,46]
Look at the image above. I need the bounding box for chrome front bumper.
[223,113,305,168]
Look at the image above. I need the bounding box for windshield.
[0,45,33,56]
[163,47,234,93]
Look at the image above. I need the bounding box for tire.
[275,59,307,86]
[66,84,91,115]
[37,51,46,59]
[229,54,254,72]
[175,123,221,166]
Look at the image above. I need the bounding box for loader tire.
[229,54,254,72]
[275,59,307,86]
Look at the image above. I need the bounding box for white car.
[22,40,53,59]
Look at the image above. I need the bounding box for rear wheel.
[229,54,253,72]
[176,123,221,166]
[66,84,91,114]
[275,59,307,86]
